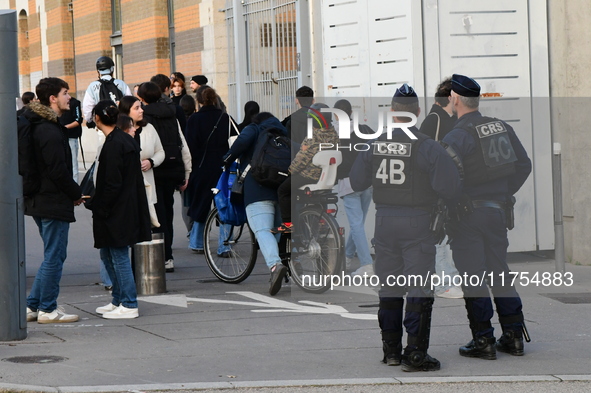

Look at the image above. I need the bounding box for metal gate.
[225,0,300,122]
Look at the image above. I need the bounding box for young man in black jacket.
[24,77,84,324]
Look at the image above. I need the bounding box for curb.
[3,375,591,393]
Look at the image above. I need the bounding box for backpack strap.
[237,164,251,184]
[198,112,226,168]
[433,112,441,141]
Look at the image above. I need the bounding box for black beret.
[391,83,419,105]
[451,74,480,97]
[191,75,208,85]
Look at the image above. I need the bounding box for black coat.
[91,128,151,249]
[419,104,457,141]
[23,102,81,222]
[285,107,309,145]
[227,117,288,206]
[186,105,231,222]
[59,97,83,139]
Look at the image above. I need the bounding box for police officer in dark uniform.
[350,84,461,372]
[442,74,532,360]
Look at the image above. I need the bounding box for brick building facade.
[5,0,227,107]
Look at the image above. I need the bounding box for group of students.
[21,63,530,376]
[21,55,237,321]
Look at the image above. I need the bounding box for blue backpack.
[214,162,247,226]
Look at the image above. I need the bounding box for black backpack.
[98,78,124,103]
[250,127,292,188]
[149,114,185,185]
[17,115,42,197]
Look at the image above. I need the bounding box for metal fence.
[225,0,299,122]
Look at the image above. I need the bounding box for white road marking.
[186,291,376,320]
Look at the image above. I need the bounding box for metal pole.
[553,143,566,274]
[233,0,248,122]
[0,10,27,341]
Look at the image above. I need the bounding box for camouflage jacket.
[289,126,339,182]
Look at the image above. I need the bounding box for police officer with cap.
[350,84,461,372]
[442,74,532,359]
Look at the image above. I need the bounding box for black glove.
[86,121,96,129]
[222,152,235,169]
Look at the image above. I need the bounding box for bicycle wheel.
[204,208,257,283]
[288,206,343,293]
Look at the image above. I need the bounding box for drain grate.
[540,292,591,304]
[2,355,67,364]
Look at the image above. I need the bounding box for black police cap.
[451,74,481,97]
[391,83,419,105]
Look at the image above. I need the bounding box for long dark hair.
[118,95,147,127]
[238,101,260,131]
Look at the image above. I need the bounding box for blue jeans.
[343,188,373,267]
[69,138,79,183]
[27,217,70,313]
[189,221,205,250]
[190,221,232,254]
[100,259,113,287]
[100,246,138,308]
[246,200,282,269]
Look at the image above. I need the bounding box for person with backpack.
[138,82,192,273]
[22,77,84,324]
[222,112,291,296]
[185,87,232,254]
[82,56,132,128]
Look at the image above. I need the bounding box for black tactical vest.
[371,133,437,207]
[460,116,517,186]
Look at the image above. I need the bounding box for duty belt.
[471,200,505,210]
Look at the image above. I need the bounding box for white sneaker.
[351,264,374,277]
[37,306,79,324]
[102,305,139,319]
[437,286,464,299]
[96,303,118,314]
[26,307,38,322]
[165,259,175,272]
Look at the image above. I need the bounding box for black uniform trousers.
[450,207,523,337]
[374,212,435,338]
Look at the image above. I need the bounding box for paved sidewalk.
[1,204,591,393]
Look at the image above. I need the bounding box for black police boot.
[381,330,402,366]
[401,349,441,372]
[378,300,404,366]
[382,340,402,366]
[459,336,497,360]
[496,330,524,356]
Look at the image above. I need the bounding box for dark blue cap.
[391,83,419,105]
[451,74,480,97]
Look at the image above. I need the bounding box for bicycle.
[204,151,344,293]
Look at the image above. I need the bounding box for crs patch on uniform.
[373,142,412,157]
[475,121,508,138]
[475,121,517,167]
